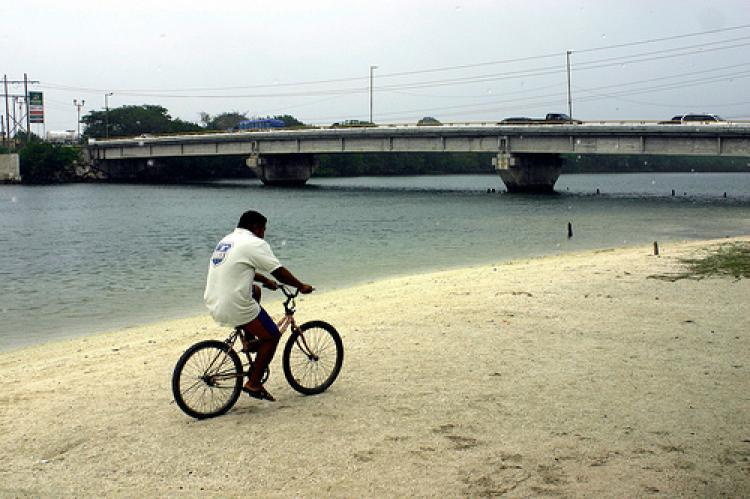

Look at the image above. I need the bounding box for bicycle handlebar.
[279,284,299,299]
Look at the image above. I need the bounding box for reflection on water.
[0,173,748,350]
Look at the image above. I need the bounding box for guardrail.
[88,119,750,144]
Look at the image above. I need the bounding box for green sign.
[29,91,44,123]
[29,92,43,106]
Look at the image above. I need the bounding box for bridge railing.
[87,119,750,145]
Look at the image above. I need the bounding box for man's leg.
[239,308,280,400]
[241,286,263,353]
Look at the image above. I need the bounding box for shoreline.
[3,234,747,355]
[1,237,748,496]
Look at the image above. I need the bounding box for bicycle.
[171,285,344,419]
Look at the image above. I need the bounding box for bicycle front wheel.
[172,340,243,419]
[282,320,344,395]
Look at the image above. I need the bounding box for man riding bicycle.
[204,210,313,402]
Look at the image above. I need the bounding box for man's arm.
[271,266,313,294]
[253,273,278,290]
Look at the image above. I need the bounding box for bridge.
[86,122,750,192]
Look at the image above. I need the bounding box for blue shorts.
[255,307,281,339]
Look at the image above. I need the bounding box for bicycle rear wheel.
[282,320,344,395]
[172,340,243,419]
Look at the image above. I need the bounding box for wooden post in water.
[567,222,573,239]
[653,241,659,256]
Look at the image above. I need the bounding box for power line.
[574,23,750,53]
[573,35,750,66]
[40,37,750,100]
[308,63,750,122]
[363,42,750,95]
[575,70,750,102]
[39,23,750,96]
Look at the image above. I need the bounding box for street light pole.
[566,50,573,123]
[369,65,378,124]
[73,99,85,142]
[105,92,113,138]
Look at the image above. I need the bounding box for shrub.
[19,143,81,183]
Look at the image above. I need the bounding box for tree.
[14,130,43,144]
[273,114,305,127]
[203,112,248,130]
[19,142,80,183]
[199,112,211,128]
[169,118,203,134]
[81,105,201,139]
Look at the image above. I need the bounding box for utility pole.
[12,97,17,139]
[566,50,573,123]
[3,75,9,149]
[1,74,40,147]
[105,92,113,138]
[369,65,378,124]
[24,73,30,142]
[73,99,85,142]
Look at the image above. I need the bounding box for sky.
[3,0,750,133]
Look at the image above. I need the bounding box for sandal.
[242,385,276,402]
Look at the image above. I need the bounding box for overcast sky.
[3,0,750,132]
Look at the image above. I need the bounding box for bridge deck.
[88,123,750,160]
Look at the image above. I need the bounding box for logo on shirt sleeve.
[211,242,233,266]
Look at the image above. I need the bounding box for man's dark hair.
[237,210,267,231]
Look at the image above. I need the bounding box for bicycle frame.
[275,309,297,335]
[224,285,300,344]
[219,285,316,378]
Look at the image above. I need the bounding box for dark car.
[543,113,583,124]
[331,119,376,128]
[499,116,533,124]
[500,113,582,124]
[682,113,724,122]
[417,116,442,126]
[659,113,724,124]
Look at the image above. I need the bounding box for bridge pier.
[493,152,562,193]
[246,154,317,186]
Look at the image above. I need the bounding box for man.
[204,210,313,401]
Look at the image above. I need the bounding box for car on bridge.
[235,118,286,130]
[417,116,442,126]
[659,113,725,124]
[499,116,533,124]
[500,113,582,124]
[331,119,376,128]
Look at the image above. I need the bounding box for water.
[1,173,749,351]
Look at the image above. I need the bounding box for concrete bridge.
[86,122,750,192]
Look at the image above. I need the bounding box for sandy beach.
[1,237,748,497]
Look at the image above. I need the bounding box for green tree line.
[81,106,305,139]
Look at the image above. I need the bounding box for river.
[1,172,749,350]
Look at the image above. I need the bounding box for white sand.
[1,237,748,497]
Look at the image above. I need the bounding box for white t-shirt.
[204,228,282,327]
